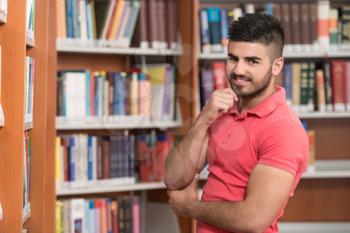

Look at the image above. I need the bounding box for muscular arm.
[164,88,237,190]
[164,116,209,191]
[190,164,294,233]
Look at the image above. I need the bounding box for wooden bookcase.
[0,0,56,232]
[54,0,195,232]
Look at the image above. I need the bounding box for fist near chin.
[202,88,238,125]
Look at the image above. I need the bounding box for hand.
[201,88,238,126]
[167,175,199,218]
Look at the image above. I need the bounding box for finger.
[213,96,235,106]
[220,88,239,102]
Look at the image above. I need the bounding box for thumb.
[189,174,199,190]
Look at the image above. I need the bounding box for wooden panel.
[43,0,57,232]
[0,0,26,232]
[305,119,350,159]
[175,0,196,135]
[25,0,50,231]
[282,179,350,221]
[57,53,126,71]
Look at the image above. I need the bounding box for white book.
[70,199,85,233]
[64,72,86,118]
[317,0,330,52]
[79,0,88,41]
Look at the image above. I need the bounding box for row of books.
[57,64,175,121]
[24,57,34,125]
[199,1,350,53]
[55,131,172,185]
[56,0,179,49]
[56,196,140,233]
[282,60,350,112]
[198,60,350,113]
[23,132,31,215]
[26,0,35,40]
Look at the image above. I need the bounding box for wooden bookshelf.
[57,181,166,196]
[56,116,183,130]
[0,0,55,232]
[54,0,194,231]
[57,41,183,56]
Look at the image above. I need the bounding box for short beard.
[229,67,273,99]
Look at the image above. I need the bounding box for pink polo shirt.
[197,86,308,233]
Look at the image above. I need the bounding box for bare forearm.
[191,201,264,233]
[164,115,209,190]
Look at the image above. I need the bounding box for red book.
[331,60,347,111]
[212,62,227,90]
[154,133,172,181]
[138,134,153,182]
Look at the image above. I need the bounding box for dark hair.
[228,13,284,58]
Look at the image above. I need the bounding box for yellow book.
[108,0,125,40]
[55,136,62,183]
[144,65,168,121]
[56,201,63,233]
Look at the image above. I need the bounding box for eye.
[248,59,258,65]
[228,56,238,62]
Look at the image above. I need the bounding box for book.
[24,57,35,125]
[331,60,346,111]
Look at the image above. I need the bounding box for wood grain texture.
[43,0,57,232]
[57,53,126,71]
[305,118,350,159]
[25,0,55,231]
[0,0,26,232]
[282,179,350,221]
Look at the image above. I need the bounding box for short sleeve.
[257,119,309,175]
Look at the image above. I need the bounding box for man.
[164,13,308,233]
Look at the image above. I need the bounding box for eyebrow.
[227,53,262,61]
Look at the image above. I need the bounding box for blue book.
[68,136,76,181]
[94,73,99,116]
[207,7,222,52]
[265,3,274,16]
[220,8,228,44]
[87,135,94,180]
[119,73,127,115]
[199,8,210,52]
[66,0,74,38]
[113,73,119,115]
[284,63,292,105]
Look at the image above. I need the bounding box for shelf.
[198,44,350,60]
[22,203,31,225]
[279,222,350,233]
[199,160,350,180]
[0,10,6,24]
[25,36,35,48]
[56,180,166,196]
[297,111,350,119]
[303,160,350,179]
[56,116,182,130]
[56,39,182,56]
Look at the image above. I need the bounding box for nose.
[232,60,246,76]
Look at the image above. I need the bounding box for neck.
[238,83,276,113]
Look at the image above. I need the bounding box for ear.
[271,57,284,76]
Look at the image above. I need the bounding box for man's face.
[226,41,275,99]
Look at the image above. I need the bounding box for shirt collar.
[229,85,285,118]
